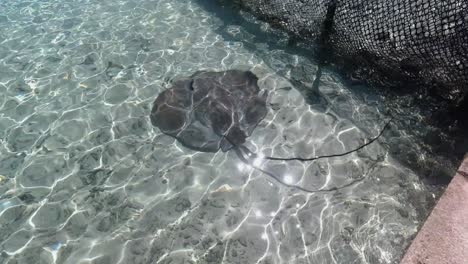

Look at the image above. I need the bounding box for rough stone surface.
[401,155,468,264]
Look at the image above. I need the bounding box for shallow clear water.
[0,0,440,263]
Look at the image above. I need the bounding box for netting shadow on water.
[227,0,468,104]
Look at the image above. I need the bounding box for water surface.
[0,0,440,263]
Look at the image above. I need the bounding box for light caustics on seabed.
[0,0,440,263]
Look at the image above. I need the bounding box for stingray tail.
[228,136,376,194]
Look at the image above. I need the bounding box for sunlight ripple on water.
[0,0,439,263]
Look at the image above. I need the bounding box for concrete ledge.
[401,155,468,264]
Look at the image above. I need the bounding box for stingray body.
[150,70,268,152]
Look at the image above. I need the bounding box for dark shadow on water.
[194,0,318,59]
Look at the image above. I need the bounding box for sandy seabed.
[0,0,439,263]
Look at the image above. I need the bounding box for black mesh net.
[228,0,468,104]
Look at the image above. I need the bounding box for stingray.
[151,70,268,152]
[151,70,392,193]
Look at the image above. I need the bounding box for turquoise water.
[0,0,440,263]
